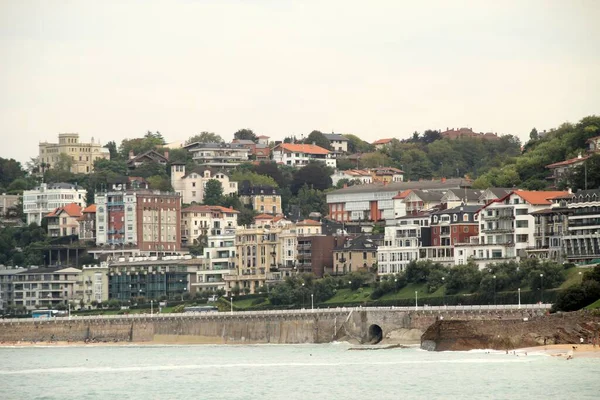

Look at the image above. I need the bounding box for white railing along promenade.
[0,304,551,324]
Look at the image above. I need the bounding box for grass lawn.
[323,287,373,304]
[585,298,600,310]
[559,267,587,289]
[232,298,269,309]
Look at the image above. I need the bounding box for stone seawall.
[0,307,549,345]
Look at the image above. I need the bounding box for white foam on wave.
[0,358,532,375]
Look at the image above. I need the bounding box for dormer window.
[453,214,458,222]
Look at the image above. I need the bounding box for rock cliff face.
[421,312,600,351]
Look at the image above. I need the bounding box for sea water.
[0,344,598,399]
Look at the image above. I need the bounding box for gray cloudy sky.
[1,0,599,163]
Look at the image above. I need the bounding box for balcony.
[482,227,514,234]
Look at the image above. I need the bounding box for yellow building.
[239,184,282,215]
[333,235,380,275]
[39,133,110,174]
[81,264,109,308]
[226,226,286,294]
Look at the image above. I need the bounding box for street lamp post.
[150,300,153,316]
[441,277,446,307]
[311,293,314,311]
[540,273,544,303]
[302,283,305,309]
[493,275,497,306]
[230,296,233,315]
[518,288,521,309]
[579,271,582,284]
[415,290,419,310]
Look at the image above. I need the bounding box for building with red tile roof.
[46,203,83,238]
[272,143,336,168]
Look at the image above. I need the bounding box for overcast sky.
[1,0,599,164]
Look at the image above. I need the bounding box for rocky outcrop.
[421,311,600,351]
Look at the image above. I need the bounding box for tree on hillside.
[54,153,74,172]
[288,185,328,219]
[529,128,539,141]
[345,134,374,154]
[291,163,332,194]
[118,132,165,159]
[422,130,442,144]
[186,132,223,144]
[303,130,331,150]
[359,152,392,168]
[252,162,286,187]
[0,158,26,188]
[104,141,119,160]
[234,129,258,143]
[230,171,278,187]
[203,179,224,205]
[93,159,128,175]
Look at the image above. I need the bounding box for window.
[517,234,528,243]
[453,214,458,222]
[452,226,457,233]
[463,214,469,222]
[516,220,529,228]
[463,227,469,233]
[515,208,528,216]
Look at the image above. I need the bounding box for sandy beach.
[516,344,600,359]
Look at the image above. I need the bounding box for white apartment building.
[23,183,87,226]
[39,133,110,174]
[181,205,238,245]
[171,164,238,204]
[193,234,236,293]
[184,142,249,168]
[377,215,430,276]
[455,190,568,269]
[323,134,349,153]
[272,143,336,168]
[330,170,373,187]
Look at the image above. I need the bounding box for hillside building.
[171,164,238,205]
[38,133,110,174]
[23,183,86,226]
[272,143,336,168]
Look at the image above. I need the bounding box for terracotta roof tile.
[513,190,569,205]
[46,203,83,218]
[275,143,330,155]
[82,204,97,213]
[546,156,589,169]
[373,138,393,145]
[393,189,412,199]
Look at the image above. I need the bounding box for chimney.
[129,150,135,160]
[441,177,446,183]
[343,184,348,188]
[312,141,316,146]
[164,150,169,160]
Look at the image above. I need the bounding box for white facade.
[171,165,238,204]
[272,144,336,169]
[181,205,238,245]
[457,191,567,269]
[330,170,373,187]
[377,216,429,275]
[23,183,87,226]
[194,234,236,293]
[185,143,249,168]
